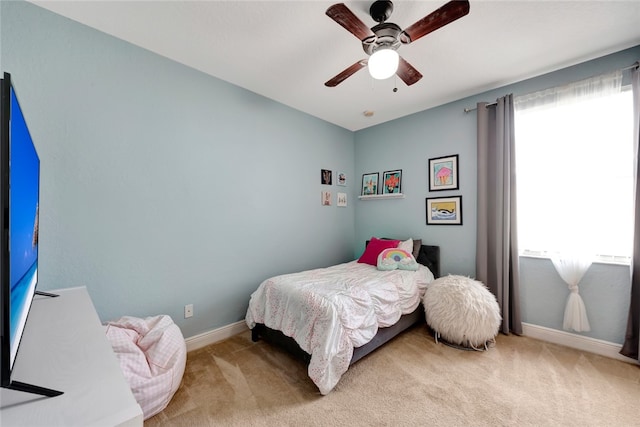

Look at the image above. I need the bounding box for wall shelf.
[358,193,405,200]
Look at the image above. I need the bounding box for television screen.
[7,78,40,370]
[0,72,60,396]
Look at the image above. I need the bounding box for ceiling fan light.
[368,49,399,80]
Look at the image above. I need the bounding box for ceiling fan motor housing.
[369,0,394,23]
[362,22,401,55]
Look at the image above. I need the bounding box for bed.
[245,238,440,394]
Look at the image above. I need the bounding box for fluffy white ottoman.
[422,275,501,350]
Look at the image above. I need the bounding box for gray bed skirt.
[251,305,425,366]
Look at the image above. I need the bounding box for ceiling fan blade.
[396,57,423,86]
[326,3,375,41]
[400,0,470,44]
[325,60,367,87]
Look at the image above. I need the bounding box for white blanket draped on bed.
[245,261,434,394]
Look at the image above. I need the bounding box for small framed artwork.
[337,192,347,207]
[426,196,463,225]
[361,172,379,196]
[337,172,347,186]
[428,154,459,191]
[321,191,332,206]
[382,169,402,194]
[321,169,332,185]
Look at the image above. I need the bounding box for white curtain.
[551,255,592,332]
[515,70,622,111]
[515,69,625,334]
[514,71,627,257]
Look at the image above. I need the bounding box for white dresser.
[0,286,143,426]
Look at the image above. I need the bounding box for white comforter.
[245,260,434,394]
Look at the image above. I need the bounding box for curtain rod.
[463,60,639,114]
[463,102,494,113]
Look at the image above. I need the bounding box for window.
[514,71,634,262]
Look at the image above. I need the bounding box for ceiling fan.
[324,0,470,87]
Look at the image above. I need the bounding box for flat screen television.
[0,72,62,397]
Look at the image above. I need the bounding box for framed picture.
[428,154,459,191]
[321,169,332,185]
[321,191,332,206]
[361,172,379,196]
[382,169,402,194]
[337,192,347,207]
[426,196,463,225]
[337,172,347,186]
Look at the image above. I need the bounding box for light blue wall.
[519,258,630,344]
[3,0,638,346]
[1,1,355,338]
[354,104,477,276]
[354,45,640,344]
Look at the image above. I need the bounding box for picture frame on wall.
[426,196,463,225]
[337,192,347,207]
[382,170,402,194]
[321,169,332,185]
[428,154,459,191]
[361,172,379,196]
[337,172,347,186]
[321,191,332,206]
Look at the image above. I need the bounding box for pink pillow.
[357,237,400,266]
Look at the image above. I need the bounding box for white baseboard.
[184,320,639,365]
[185,320,249,352]
[522,322,638,364]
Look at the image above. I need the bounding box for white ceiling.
[29,1,640,131]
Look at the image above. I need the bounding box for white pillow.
[398,238,413,253]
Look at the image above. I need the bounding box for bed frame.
[251,243,440,366]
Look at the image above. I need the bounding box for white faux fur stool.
[422,275,501,350]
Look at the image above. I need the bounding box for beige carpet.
[145,325,640,426]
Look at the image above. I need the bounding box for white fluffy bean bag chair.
[422,275,501,350]
[105,315,187,420]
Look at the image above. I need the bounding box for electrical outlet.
[184,304,193,319]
